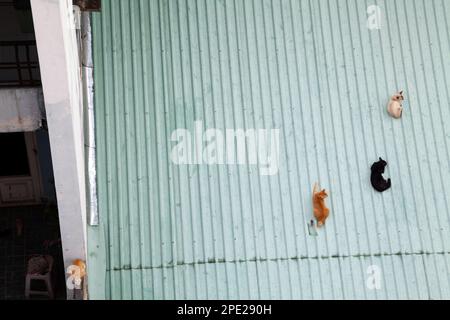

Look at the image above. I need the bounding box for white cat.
[387,91,404,119]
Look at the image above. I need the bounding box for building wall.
[0,3,35,41]
[89,0,450,299]
[0,2,40,85]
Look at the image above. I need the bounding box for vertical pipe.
[81,12,99,226]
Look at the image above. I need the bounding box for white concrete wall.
[0,87,44,132]
[30,0,87,278]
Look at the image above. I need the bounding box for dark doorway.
[0,129,66,300]
[0,0,65,300]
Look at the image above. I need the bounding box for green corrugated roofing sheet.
[88,0,450,299]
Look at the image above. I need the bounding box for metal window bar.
[0,41,40,87]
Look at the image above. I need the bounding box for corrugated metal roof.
[88,0,450,299]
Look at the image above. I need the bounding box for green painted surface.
[88,0,450,299]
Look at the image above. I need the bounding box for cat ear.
[379,157,382,161]
[399,90,403,95]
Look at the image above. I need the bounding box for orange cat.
[73,259,87,278]
[313,183,330,227]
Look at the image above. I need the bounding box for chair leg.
[45,276,54,300]
[25,275,31,299]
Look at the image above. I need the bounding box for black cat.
[371,158,391,192]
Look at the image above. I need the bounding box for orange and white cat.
[73,259,87,278]
[387,91,404,119]
[313,183,330,227]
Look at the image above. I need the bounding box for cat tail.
[313,182,319,194]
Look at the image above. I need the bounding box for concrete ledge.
[0,87,44,132]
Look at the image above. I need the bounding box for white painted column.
[30,0,87,280]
